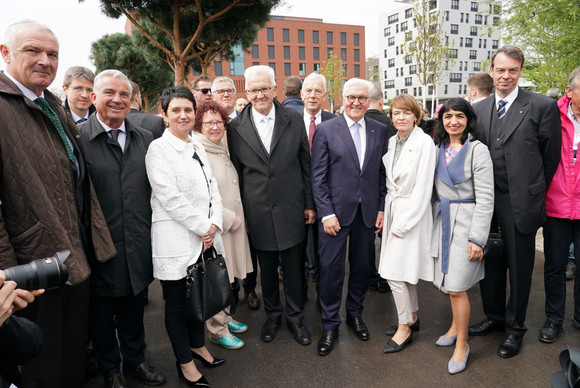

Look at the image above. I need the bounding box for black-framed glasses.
[195,88,212,94]
[203,120,226,128]
[214,88,235,95]
[246,86,273,95]
[345,95,369,104]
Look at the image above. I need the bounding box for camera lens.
[4,252,69,291]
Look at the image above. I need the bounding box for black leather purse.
[184,246,234,323]
[483,220,503,261]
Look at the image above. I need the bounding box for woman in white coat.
[430,98,493,374]
[146,86,225,387]
[379,94,436,354]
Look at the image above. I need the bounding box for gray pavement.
[86,247,579,388]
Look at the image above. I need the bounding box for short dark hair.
[193,101,228,133]
[191,75,211,89]
[467,73,493,96]
[160,86,196,114]
[491,45,525,69]
[283,76,302,97]
[434,98,482,146]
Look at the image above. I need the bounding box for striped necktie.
[497,99,507,120]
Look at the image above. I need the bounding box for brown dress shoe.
[105,373,128,388]
[123,362,166,385]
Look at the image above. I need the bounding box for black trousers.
[479,190,537,336]
[257,240,306,324]
[89,291,146,377]
[19,280,90,388]
[161,279,205,364]
[543,216,580,323]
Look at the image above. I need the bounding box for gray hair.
[63,66,95,87]
[568,67,580,90]
[369,84,383,103]
[343,78,372,97]
[303,72,327,93]
[3,20,58,55]
[212,76,236,93]
[244,65,276,90]
[545,88,560,99]
[94,69,132,95]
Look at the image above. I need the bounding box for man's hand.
[374,212,384,234]
[323,216,341,236]
[304,209,316,224]
[0,276,17,327]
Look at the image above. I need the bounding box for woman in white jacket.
[146,86,224,387]
[379,94,436,354]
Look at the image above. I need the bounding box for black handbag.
[483,221,504,261]
[184,246,234,323]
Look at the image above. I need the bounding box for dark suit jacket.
[127,108,165,139]
[365,109,397,140]
[227,99,314,251]
[473,87,561,234]
[311,115,388,228]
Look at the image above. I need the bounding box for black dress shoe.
[538,320,562,343]
[468,318,503,336]
[191,351,226,368]
[383,332,413,353]
[176,362,210,387]
[385,318,420,336]
[287,322,311,346]
[497,334,523,358]
[346,315,369,341]
[105,373,128,388]
[318,329,339,356]
[260,318,280,342]
[245,290,260,311]
[123,362,166,385]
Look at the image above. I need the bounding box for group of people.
[0,18,578,388]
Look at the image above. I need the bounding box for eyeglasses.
[195,88,212,94]
[345,95,369,104]
[71,86,93,94]
[246,86,273,95]
[203,121,226,128]
[214,88,235,95]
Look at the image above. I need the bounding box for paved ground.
[86,245,579,388]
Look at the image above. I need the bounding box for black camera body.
[4,250,70,291]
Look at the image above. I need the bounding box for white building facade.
[379,0,501,109]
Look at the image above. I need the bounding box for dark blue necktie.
[497,99,507,120]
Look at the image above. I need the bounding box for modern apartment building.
[378,0,501,109]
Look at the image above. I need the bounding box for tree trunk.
[174,59,186,86]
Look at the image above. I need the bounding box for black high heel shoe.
[191,351,226,368]
[176,362,210,387]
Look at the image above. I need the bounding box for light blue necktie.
[352,122,362,166]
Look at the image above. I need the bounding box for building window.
[299,63,306,76]
[283,46,290,60]
[450,73,462,82]
[384,27,391,37]
[492,39,499,49]
[460,13,464,23]
[388,14,399,24]
[269,62,275,72]
[388,37,395,46]
[470,26,478,36]
[328,48,334,59]
[251,45,259,58]
[354,64,360,77]
[354,33,359,46]
[409,65,417,74]
[327,31,333,44]
[385,80,395,89]
[450,24,458,34]
[384,49,388,58]
[354,49,359,62]
[283,29,289,43]
[268,45,275,59]
[485,16,488,25]
[460,37,463,47]
[451,0,459,9]
[401,21,408,31]
[405,8,412,18]
[405,31,413,41]
[413,87,417,97]
[471,1,478,12]
[314,63,320,73]
[214,61,222,76]
[465,38,472,47]
[475,15,482,24]
[252,62,259,66]
[473,62,481,71]
[483,39,487,48]
[299,46,305,60]
[342,64,347,76]
[313,47,319,60]
[493,16,500,26]
[494,5,501,14]
[428,86,433,95]
[341,48,347,61]
[340,32,347,45]
[313,30,319,44]
[429,0,437,10]
[446,11,449,21]
[396,68,399,77]
[267,28,274,41]
[396,46,399,55]
[298,29,305,43]
[388,58,395,68]
[444,84,448,94]
[284,63,291,76]
[469,50,477,59]
[448,49,458,59]
[465,13,469,23]
[384,70,388,78]
[400,88,408,94]
[405,77,412,87]
[418,87,422,96]
[400,67,404,76]
[404,55,412,64]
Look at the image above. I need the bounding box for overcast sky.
[0,0,401,89]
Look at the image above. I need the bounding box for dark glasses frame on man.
[195,88,212,94]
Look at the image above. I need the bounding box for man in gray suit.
[227,65,315,346]
[468,45,561,358]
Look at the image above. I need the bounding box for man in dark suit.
[469,45,561,358]
[300,72,335,292]
[126,81,165,139]
[80,70,165,387]
[62,66,96,124]
[311,78,388,356]
[227,65,316,346]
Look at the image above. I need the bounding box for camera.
[3,250,70,291]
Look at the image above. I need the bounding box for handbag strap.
[193,149,212,217]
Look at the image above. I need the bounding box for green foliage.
[96,0,280,85]
[503,0,580,92]
[90,33,173,112]
[320,51,345,110]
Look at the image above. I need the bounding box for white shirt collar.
[5,71,45,100]
[70,109,89,123]
[251,104,275,125]
[495,87,519,113]
[343,114,366,131]
[96,115,127,133]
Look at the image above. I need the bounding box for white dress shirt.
[344,114,367,168]
[495,87,519,116]
[303,109,322,136]
[251,105,276,153]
